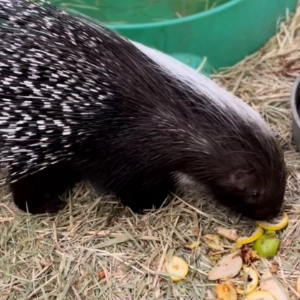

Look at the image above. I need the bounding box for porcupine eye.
[252,191,259,198]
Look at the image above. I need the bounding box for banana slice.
[242,290,276,300]
[257,212,289,231]
[165,256,189,282]
[236,227,264,246]
[236,267,259,295]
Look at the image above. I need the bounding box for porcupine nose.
[250,206,281,221]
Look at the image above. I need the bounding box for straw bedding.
[1,3,300,300]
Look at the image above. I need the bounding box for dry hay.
[1,4,300,300]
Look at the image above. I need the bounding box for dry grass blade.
[1,3,300,300]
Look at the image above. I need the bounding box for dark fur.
[0,0,287,220]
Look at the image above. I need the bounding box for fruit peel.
[257,212,289,231]
[242,290,276,300]
[236,227,264,246]
[236,266,259,295]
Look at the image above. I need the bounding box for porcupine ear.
[218,170,255,191]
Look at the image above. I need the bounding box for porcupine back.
[0,0,286,219]
[0,0,168,179]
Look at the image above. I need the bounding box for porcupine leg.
[117,176,177,214]
[10,162,82,214]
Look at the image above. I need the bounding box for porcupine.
[0,0,287,219]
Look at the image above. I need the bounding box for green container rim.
[107,0,242,29]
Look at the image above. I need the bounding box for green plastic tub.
[51,0,298,75]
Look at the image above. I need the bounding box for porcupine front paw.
[10,162,82,214]
[117,178,176,214]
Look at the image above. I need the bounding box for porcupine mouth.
[234,204,281,221]
[211,191,281,221]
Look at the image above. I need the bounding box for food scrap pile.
[164,212,298,300]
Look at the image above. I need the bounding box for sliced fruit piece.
[208,252,243,280]
[236,227,264,246]
[236,266,259,295]
[254,231,280,259]
[165,256,189,282]
[215,281,237,300]
[205,241,224,251]
[270,261,279,274]
[204,234,224,251]
[183,241,200,253]
[257,212,289,231]
[260,271,290,300]
[297,273,300,294]
[205,234,221,243]
[216,226,238,241]
[242,290,276,300]
[190,241,200,249]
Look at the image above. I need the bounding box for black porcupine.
[0,0,287,219]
